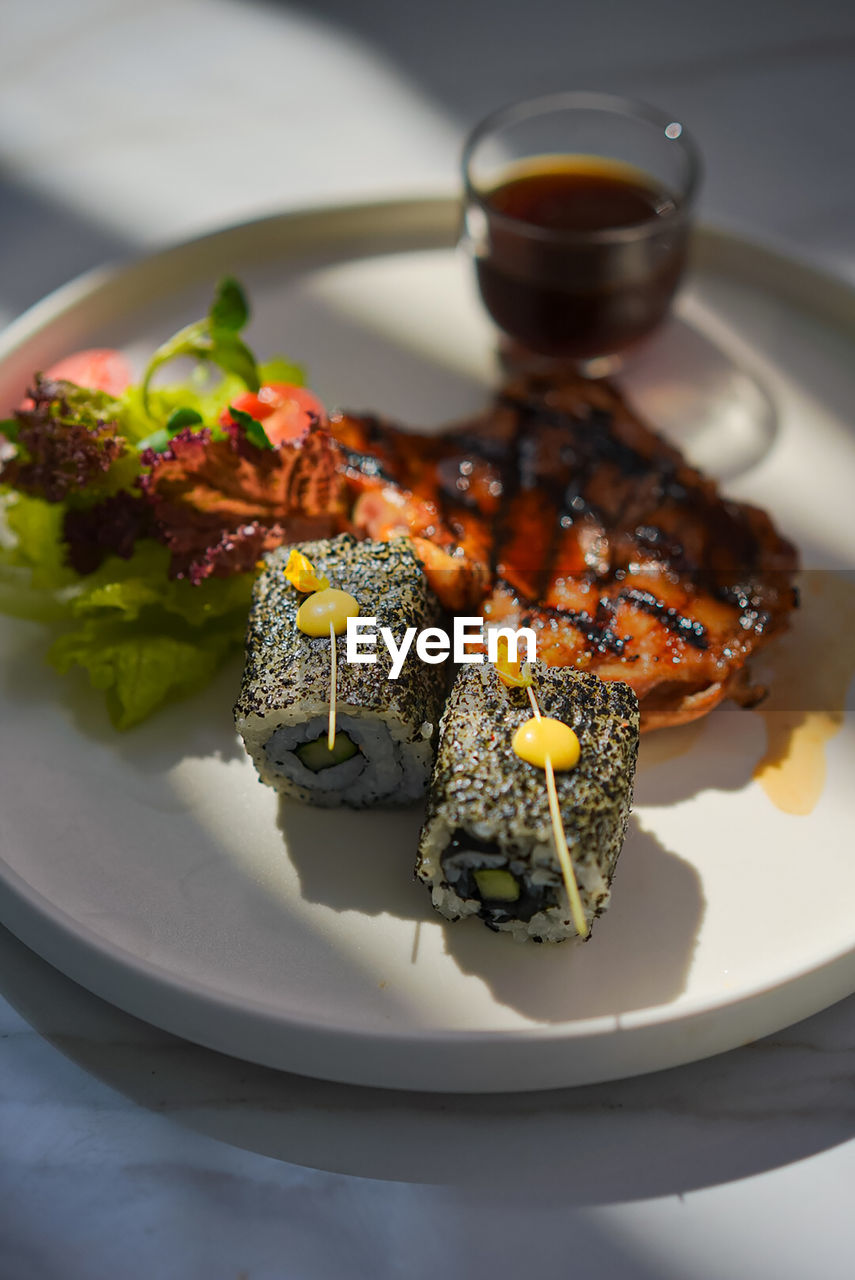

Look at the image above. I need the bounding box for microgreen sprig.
[227,406,274,451]
[137,406,204,454]
[141,278,260,417]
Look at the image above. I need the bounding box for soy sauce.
[472,158,689,359]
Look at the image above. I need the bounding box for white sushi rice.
[237,701,434,808]
[419,822,614,943]
[415,663,639,943]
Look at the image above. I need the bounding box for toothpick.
[328,621,337,751]
[496,650,591,942]
[527,678,588,940]
[544,756,589,939]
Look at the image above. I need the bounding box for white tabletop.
[2,1,855,1276]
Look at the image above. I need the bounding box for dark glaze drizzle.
[336,386,787,651]
[507,582,628,655]
[618,587,708,649]
[336,443,397,485]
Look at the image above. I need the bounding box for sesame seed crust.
[416,662,640,941]
[234,534,448,805]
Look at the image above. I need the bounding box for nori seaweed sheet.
[234,534,448,803]
[416,661,639,938]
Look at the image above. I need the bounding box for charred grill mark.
[516,422,544,491]
[503,396,769,615]
[524,406,591,597]
[331,376,797,724]
[432,458,454,538]
[434,455,482,513]
[453,430,509,462]
[489,408,527,583]
[520,427,564,600]
[497,580,626,656]
[633,523,685,559]
[551,606,626,656]
[712,582,774,635]
[618,587,708,649]
[505,395,689,530]
[499,407,567,599]
[337,443,398,486]
[561,483,597,523]
[560,607,626,656]
[506,397,650,480]
[593,594,623,652]
[366,415,391,448]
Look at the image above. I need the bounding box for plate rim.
[2,195,854,369]
[2,194,855,1092]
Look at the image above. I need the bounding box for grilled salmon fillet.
[329,371,798,730]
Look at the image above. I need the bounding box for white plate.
[0,198,853,1093]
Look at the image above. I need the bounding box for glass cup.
[461,91,701,374]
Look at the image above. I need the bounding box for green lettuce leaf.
[3,492,78,588]
[0,314,309,728]
[0,494,254,724]
[66,541,255,626]
[1,495,254,623]
[48,616,241,730]
[0,494,80,620]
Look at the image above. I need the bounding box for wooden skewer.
[527,679,588,939]
[328,621,337,751]
[544,756,589,939]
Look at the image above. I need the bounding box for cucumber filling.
[296,732,359,772]
[473,869,520,903]
[441,831,559,925]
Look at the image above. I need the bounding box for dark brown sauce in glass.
[473,158,689,359]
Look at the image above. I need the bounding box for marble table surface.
[2,0,855,1276]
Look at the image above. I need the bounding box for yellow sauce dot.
[512,717,580,771]
[296,587,359,636]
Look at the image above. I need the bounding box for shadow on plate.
[0,625,245,772]
[3,919,855,1203]
[440,818,704,1022]
[279,796,704,1024]
[632,709,764,808]
[278,798,433,922]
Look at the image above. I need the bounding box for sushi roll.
[234,534,446,807]
[416,661,639,942]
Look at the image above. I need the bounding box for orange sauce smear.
[753,572,855,815]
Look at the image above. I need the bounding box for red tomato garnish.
[41,349,132,397]
[221,383,326,447]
